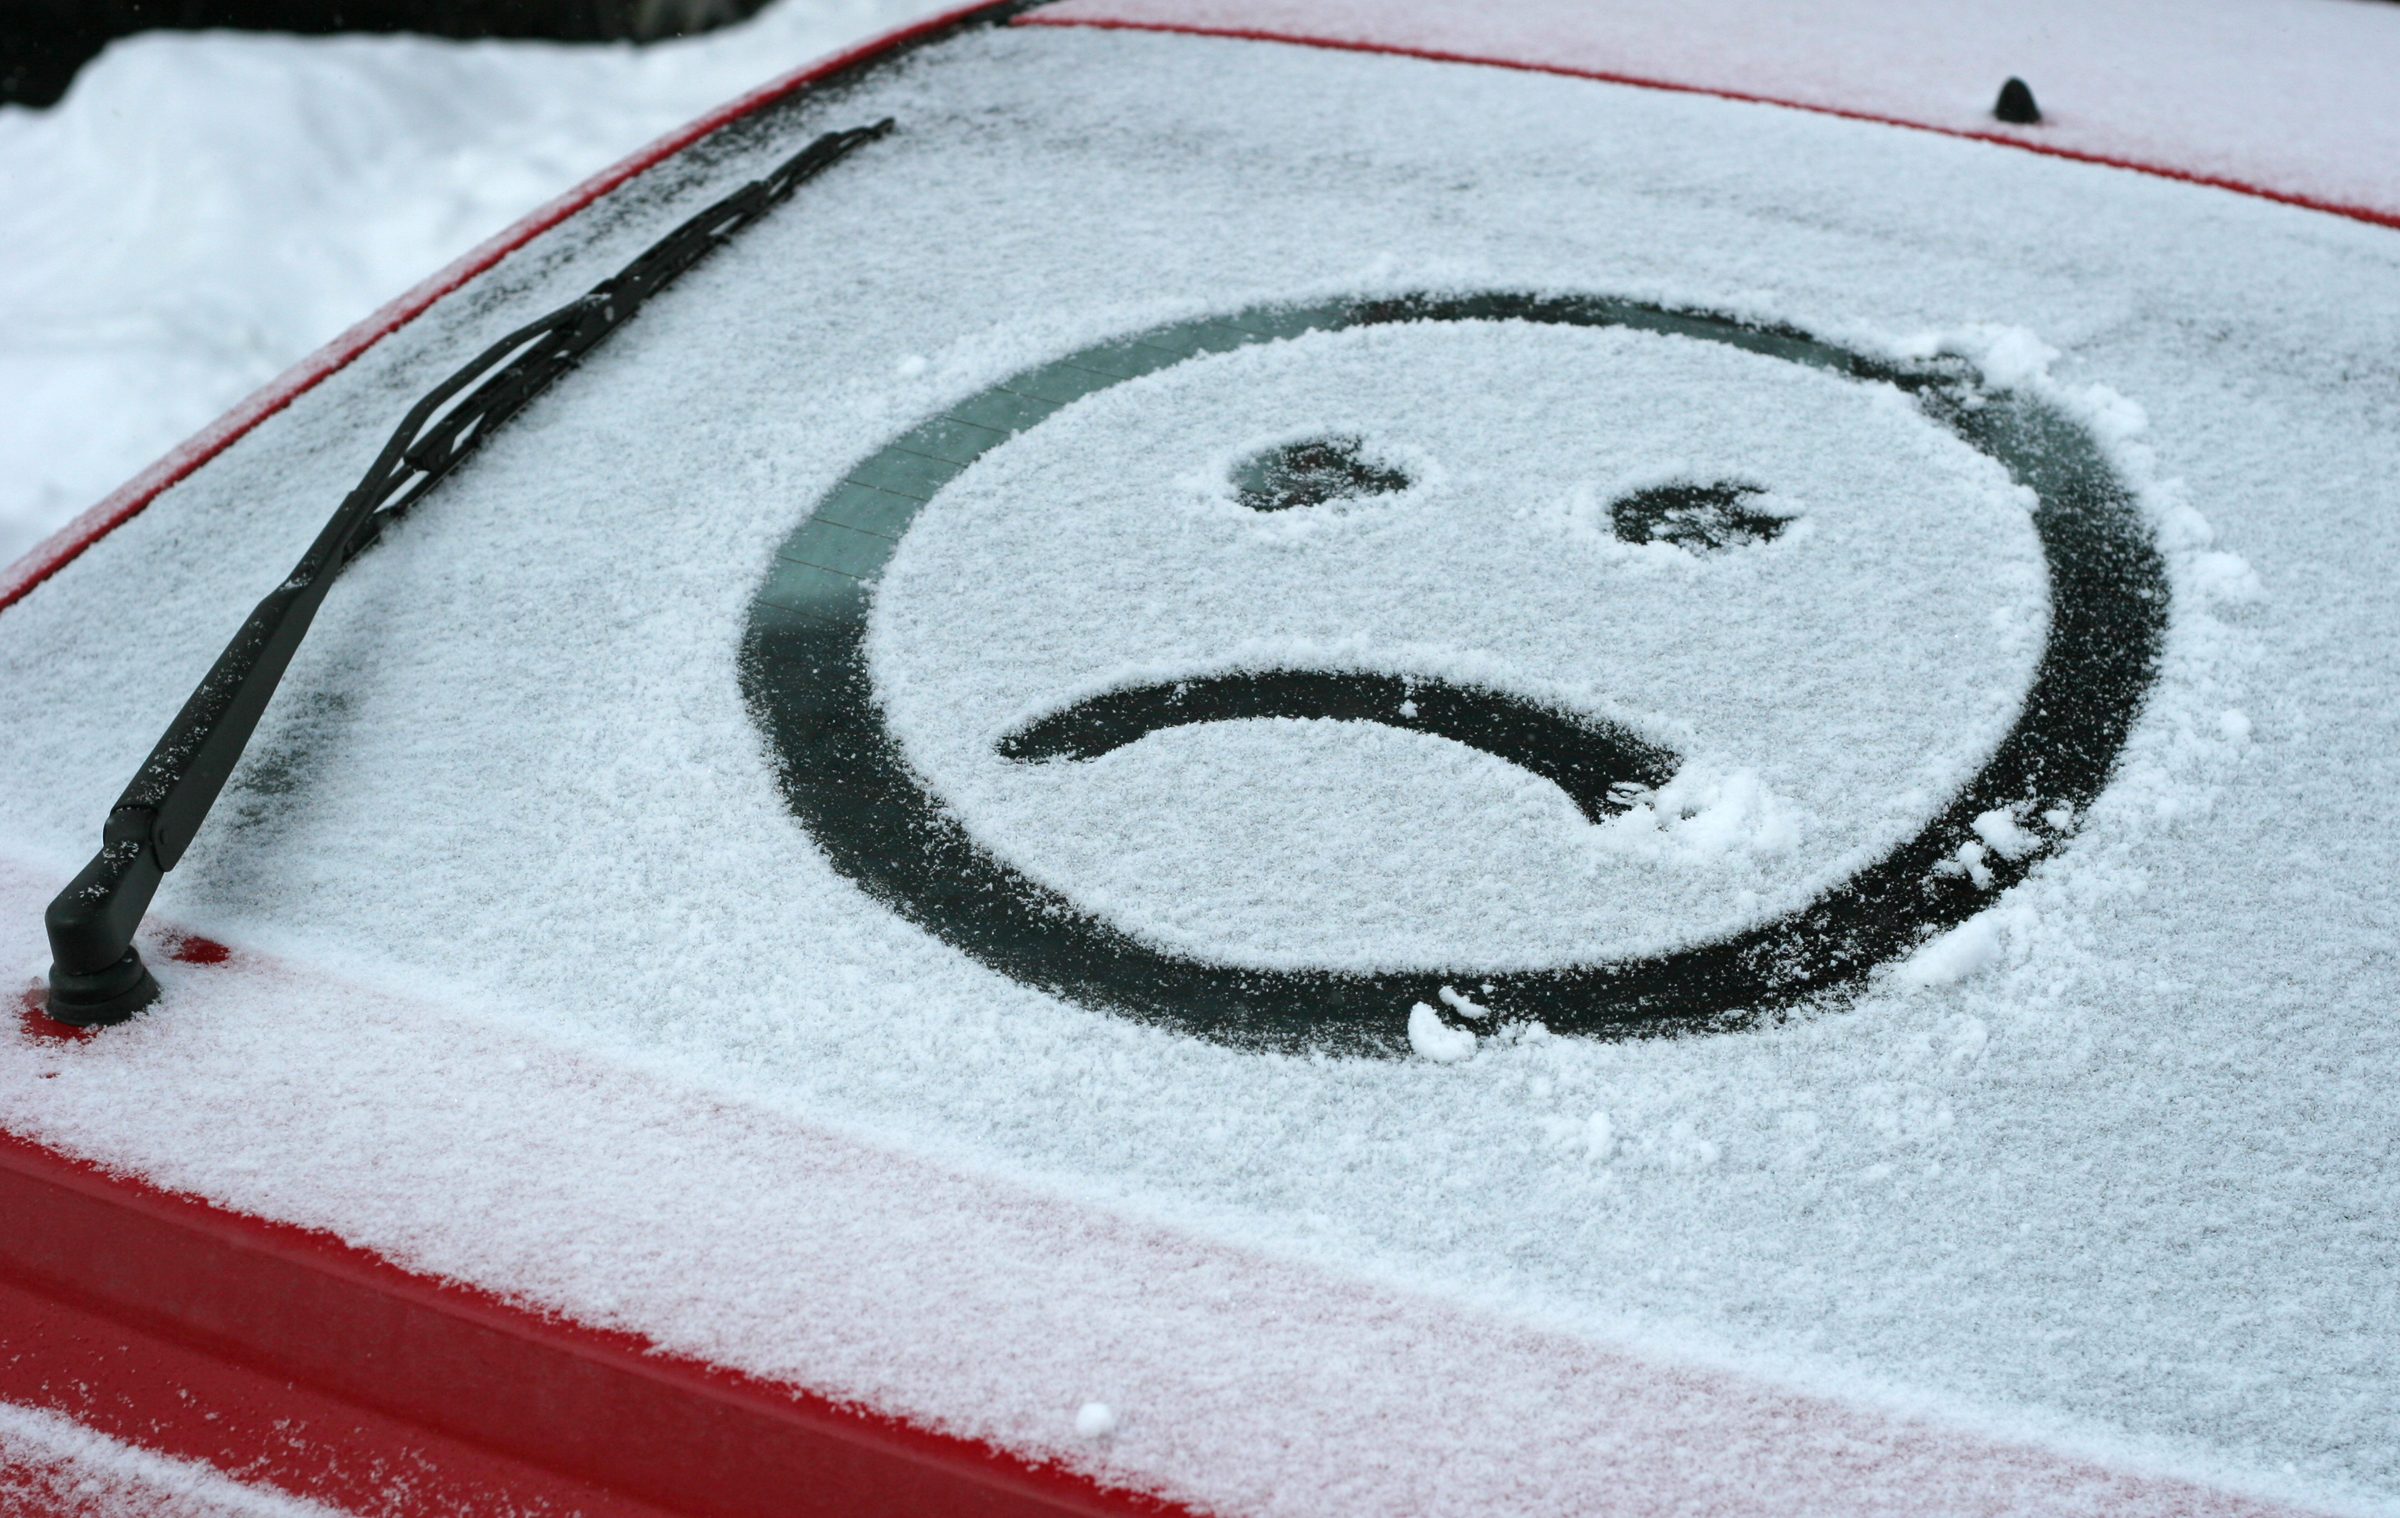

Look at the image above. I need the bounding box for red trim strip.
[1020,13,2400,235]
[0,1130,1184,1517]
[0,0,1020,617]
[0,1273,686,1518]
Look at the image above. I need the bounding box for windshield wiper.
[41,117,896,1026]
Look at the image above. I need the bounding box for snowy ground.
[0,0,948,567]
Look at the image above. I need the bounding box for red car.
[5,2,2396,1513]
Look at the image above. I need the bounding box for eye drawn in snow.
[1228,434,1414,513]
[740,293,2165,1055]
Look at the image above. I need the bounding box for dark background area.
[1,0,771,105]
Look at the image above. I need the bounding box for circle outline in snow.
[740,292,2164,1055]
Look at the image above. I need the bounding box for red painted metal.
[0,1272,687,1518]
[164,932,232,966]
[1021,12,2400,236]
[17,988,93,1046]
[0,1131,1186,1517]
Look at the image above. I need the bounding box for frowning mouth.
[995,670,1680,824]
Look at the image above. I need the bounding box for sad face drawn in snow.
[743,295,2163,1054]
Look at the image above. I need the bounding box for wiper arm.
[42,118,895,1026]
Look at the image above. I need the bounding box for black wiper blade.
[42,117,896,1026]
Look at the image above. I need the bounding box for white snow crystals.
[1436,984,1490,1020]
[1407,1002,1478,1063]
[1896,904,2040,989]
[1969,805,2040,860]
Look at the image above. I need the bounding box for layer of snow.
[0,1402,334,1518]
[0,0,953,566]
[0,866,2320,1518]
[1406,1001,1478,1062]
[1,14,2395,1518]
[1036,0,2400,221]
